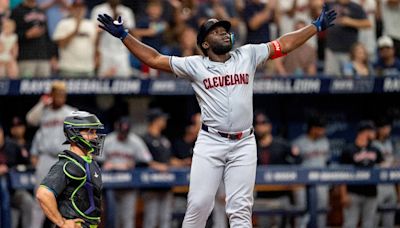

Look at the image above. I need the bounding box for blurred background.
[1,0,400,227]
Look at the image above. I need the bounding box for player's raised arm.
[97,14,172,73]
[267,5,336,59]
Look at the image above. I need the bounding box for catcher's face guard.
[64,127,106,156]
[63,111,106,156]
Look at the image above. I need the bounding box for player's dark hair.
[375,117,392,128]
[306,115,326,133]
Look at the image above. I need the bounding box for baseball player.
[101,117,168,228]
[36,111,106,228]
[372,118,398,228]
[292,116,330,228]
[97,5,336,227]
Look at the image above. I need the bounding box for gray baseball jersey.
[30,105,76,157]
[170,43,269,132]
[102,131,153,165]
[293,134,330,167]
[373,139,394,167]
[170,44,270,228]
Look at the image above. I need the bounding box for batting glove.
[312,4,337,32]
[97,14,128,40]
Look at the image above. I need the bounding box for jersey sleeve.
[130,134,153,163]
[40,160,68,197]
[240,43,270,67]
[169,56,192,80]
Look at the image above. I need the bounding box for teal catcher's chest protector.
[58,150,103,224]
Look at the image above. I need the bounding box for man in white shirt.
[91,0,135,78]
[53,0,97,77]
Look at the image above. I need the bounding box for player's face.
[81,129,98,141]
[11,125,26,139]
[255,122,271,137]
[377,125,391,139]
[156,117,168,130]
[51,90,67,109]
[206,27,232,55]
[311,126,326,139]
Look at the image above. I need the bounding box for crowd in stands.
[0,80,399,227]
[0,0,397,78]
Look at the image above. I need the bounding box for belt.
[57,224,97,228]
[201,124,253,140]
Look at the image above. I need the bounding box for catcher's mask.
[197,18,233,56]
[63,111,106,156]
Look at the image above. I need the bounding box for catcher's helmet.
[197,18,232,55]
[63,111,105,156]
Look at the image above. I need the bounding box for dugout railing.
[1,166,400,228]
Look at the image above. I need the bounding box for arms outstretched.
[97,14,172,73]
[268,5,336,58]
[98,5,335,70]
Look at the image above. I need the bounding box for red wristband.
[270,40,287,59]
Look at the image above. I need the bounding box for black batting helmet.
[197,18,231,55]
[63,111,106,156]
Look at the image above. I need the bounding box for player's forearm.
[278,24,317,54]
[26,101,45,126]
[36,186,65,227]
[122,34,172,72]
